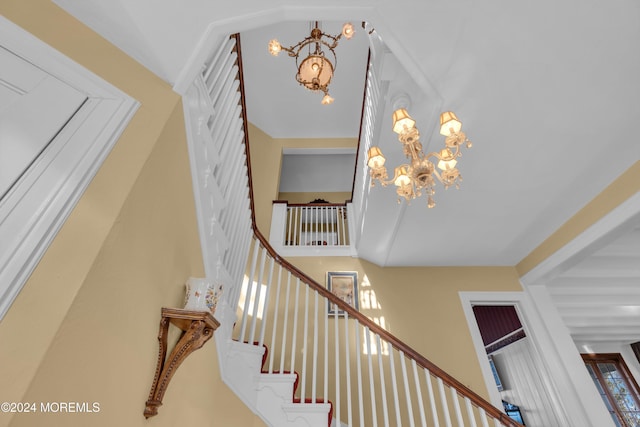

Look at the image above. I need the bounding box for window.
[582,353,640,427]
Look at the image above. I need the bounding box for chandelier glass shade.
[367,109,472,208]
[268,22,354,105]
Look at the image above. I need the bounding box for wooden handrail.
[274,200,348,208]
[233,33,522,427]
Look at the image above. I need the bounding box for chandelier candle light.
[367,109,472,208]
[268,22,355,105]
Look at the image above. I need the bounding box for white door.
[0,46,87,199]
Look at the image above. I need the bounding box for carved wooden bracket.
[144,307,219,418]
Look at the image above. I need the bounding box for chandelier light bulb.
[440,111,462,136]
[393,166,411,187]
[342,22,355,39]
[437,148,457,171]
[367,146,386,168]
[268,39,282,56]
[392,108,416,134]
[321,94,334,105]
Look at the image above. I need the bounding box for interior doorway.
[462,298,570,427]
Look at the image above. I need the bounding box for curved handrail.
[234,33,521,427]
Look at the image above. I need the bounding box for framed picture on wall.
[327,271,358,315]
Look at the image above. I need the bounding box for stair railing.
[182,33,523,427]
[234,233,523,427]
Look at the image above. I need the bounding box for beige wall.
[0,3,262,426]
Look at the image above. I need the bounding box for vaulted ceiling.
[50,0,640,347]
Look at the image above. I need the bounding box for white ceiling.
[546,213,640,346]
[51,0,640,347]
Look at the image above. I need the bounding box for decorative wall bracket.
[144,307,219,418]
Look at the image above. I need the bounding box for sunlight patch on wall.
[360,275,389,355]
[237,275,267,319]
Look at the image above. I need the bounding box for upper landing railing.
[269,201,357,257]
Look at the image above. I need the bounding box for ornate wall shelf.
[144,307,219,418]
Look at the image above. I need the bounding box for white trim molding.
[520,191,640,287]
[0,17,139,320]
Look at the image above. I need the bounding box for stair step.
[281,401,333,427]
[226,339,334,427]
[257,373,298,403]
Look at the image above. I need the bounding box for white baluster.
[377,336,390,427]
[424,369,440,427]
[465,397,478,427]
[334,304,341,425]
[286,206,293,246]
[279,272,292,373]
[479,408,490,427]
[341,206,347,246]
[365,327,378,427]
[202,37,234,85]
[331,206,337,246]
[298,206,304,246]
[290,278,301,373]
[311,290,319,402]
[239,242,260,341]
[324,294,329,402]
[400,352,415,427]
[451,388,464,427]
[355,321,364,427]
[258,256,275,347]
[411,360,427,427]
[248,248,267,344]
[389,349,403,427]
[437,378,452,427]
[344,310,353,427]
[267,264,283,374]
[300,285,309,402]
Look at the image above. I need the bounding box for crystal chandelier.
[367,109,472,208]
[268,22,355,105]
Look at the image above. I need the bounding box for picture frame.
[327,271,358,315]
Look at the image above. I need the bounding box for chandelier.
[367,109,472,208]
[268,21,355,105]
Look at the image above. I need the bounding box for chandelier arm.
[425,144,462,162]
[406,142,422,161]
[380,163,410,186]
[284,37,315,57]
[321,34,341,49]
[431,168,445,185]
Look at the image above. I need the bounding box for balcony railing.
[269,201,357,257]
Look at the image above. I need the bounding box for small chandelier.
[367,109,472,208]
[268,21,355,105]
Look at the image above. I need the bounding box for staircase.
[182,34,523,427]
